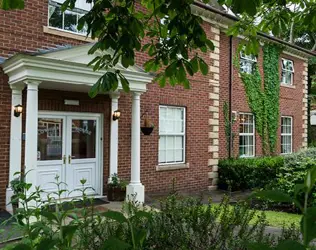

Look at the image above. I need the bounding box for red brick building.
[0,0,313,211]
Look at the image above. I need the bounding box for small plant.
[141,112,154,135]
[107,173,127,201]
[9,173,26,214]
[248,165,316,249]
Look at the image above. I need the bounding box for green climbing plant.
[263,44,282,153]
[239,43,281,155]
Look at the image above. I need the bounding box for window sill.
[43,26,96,42]
[280,84,295,89]
[156,163,189,172]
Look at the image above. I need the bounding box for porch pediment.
[2,43,153,93]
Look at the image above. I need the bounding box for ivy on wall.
[240,43,282,155]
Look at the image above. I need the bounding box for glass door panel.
[38,118,63,161]
[71,119,96,159]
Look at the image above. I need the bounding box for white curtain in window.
[48,5,56,19]
[75,0,92,11]
[52,0,92,11]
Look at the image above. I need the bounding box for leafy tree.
[1,0,316,96]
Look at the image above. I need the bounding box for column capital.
[10,84,25,93]
[109,91,120,100]
[24,80,41,88]
[132,91,142,98]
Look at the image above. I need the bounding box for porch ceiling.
[2,43,154,93]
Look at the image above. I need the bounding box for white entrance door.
[37,112,102,198]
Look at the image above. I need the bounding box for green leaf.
[249,190,293,203]
[89,78,101,98]
[119,74,130,92]
[177,63,186,83]
[2,0,24,10]
[304,166,316,193]
[301,207,316,246]
[37,238,58,250]
[247,242,273,250]
[183,60,194,76]
[40,211,58,222]
[276,240,305,250]
[165,63,176,77]
[102,236,131,250]
[12,244,32,250]
[199,58,208,75]
[190,57,199,73]
[62,225,78,245]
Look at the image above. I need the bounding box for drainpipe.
[228,36,233,158]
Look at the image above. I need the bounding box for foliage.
[3,0,315,97]
[223,101,236,156]
[3,172,302,250]
[218,156,284,191]
[263,44,282,153]
[10,175,25,195]
[273,148,316,207]
[240,44,281,155]
[248,164,316,249]
[223,0,316,55]
[108,173,127,188]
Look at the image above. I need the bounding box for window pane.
[159,136,166,151]
[159,106,185,164]
[239,114,254,157]
[64,11,78,32]
[48,5,62,29]
[71,120,96,159]
[38,118,63,161]
[159,150,166,163]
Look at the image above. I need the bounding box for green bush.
[218,156,284,191]
[273,147,316,207]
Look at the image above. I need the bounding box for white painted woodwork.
[109,93,120,182]
[6,85,24,212]
[126,92,145,203]
[24,81,41,192]
[37,112,102,199]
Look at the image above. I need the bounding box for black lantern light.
[14,104,23,117]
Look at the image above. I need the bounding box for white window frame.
[281,116,293,154]
[48,0,90,35]
[239,113,255,158]
[240,52,257,74]
[158,105,186,165]
[281,58,294,85]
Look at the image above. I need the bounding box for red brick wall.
[219,33,305,159]
[0,0,308,208]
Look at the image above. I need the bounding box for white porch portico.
[2,44,153,210]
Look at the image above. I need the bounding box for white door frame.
[38,111,104,198]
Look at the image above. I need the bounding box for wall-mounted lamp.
[14,104,23,117]
[113,110,121,121]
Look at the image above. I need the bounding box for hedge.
[218,156,284,191]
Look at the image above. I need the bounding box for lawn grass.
[210,203,301,228]
[260,210,301,228]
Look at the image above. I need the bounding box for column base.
[6,188,13,213]
[126,183,145,204]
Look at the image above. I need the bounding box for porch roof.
[2,43,154,93]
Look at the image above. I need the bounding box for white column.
[6,85,24,212]
[126,92,144,203]
[109,92,120,182]
[24,81,40,191]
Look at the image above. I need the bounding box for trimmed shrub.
[218,156,284,191]
[273,148,316,207]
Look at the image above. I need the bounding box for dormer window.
[240,52,257,74]
[281,59,294,85]
[48,0,91,35]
